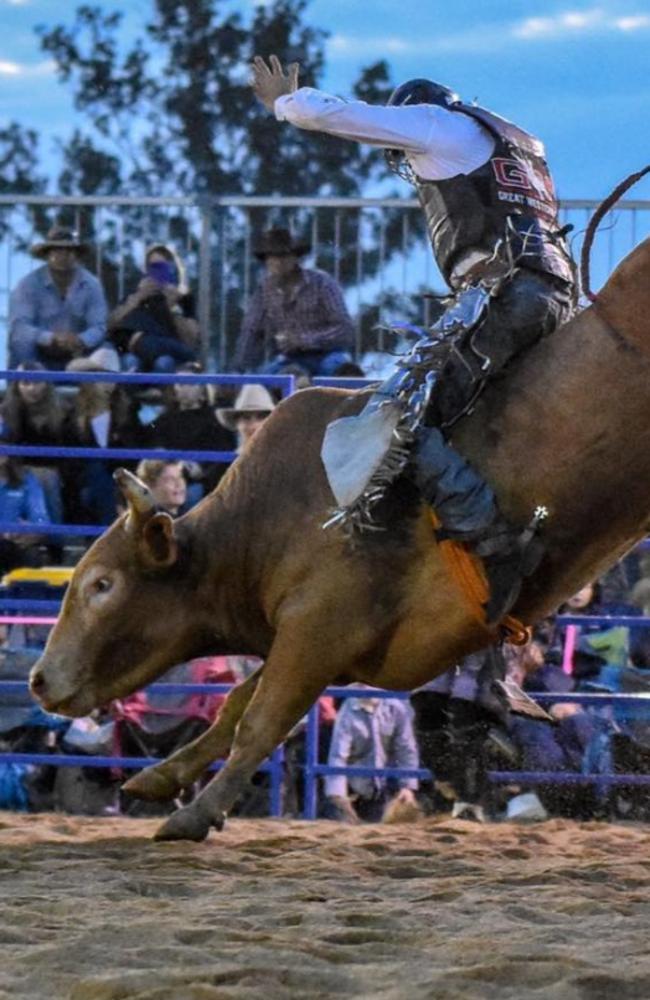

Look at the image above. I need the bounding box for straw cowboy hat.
[253,227,310,260]
[30,225,89,259]
[66,346,121,374]
[216,383,276,430]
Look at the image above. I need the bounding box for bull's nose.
[29,669,48,699]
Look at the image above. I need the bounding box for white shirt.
[275,87,495,181]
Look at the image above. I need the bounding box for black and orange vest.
[415,104,574,288]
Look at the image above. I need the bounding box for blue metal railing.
[4,679,650,821]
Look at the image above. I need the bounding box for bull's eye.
[94,577,113,594]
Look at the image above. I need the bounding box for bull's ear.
[140,511,178,569]
[114,468,156,533]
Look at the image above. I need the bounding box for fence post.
[197,197,213,368]
[303,703,320,820]
[268,745,285,818]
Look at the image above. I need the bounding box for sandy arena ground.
[1,812,650,999]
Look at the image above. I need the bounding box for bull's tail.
[580,164,650,302]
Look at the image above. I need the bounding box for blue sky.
[0,0,649,200]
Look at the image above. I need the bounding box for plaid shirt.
[235,266,354,371]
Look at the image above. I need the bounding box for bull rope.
[580,163,650,302]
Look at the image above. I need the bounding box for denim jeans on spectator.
[126,333,197,372]
[261,349,353,378]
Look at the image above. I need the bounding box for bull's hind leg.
[122,666,263,802]
[153,628,334,842]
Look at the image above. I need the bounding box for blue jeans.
[261,349,353,378]
[413,426,497,538]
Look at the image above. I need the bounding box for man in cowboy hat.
[216,383,276,453]
[234,226,354,377]
[8,225,108,369]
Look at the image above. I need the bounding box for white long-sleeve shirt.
[275,87,495,181]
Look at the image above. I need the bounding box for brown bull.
[30,235,650,842]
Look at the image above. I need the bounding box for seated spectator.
[411,649,519,822]
[112,656,236,817]
[108,243,200,372]
[234,227,354,377]
[331,361,366,379]
[145,362,236,495]
[324,689,419,823]
[0,635,72,812]
[551,580,641,683]
[64,347,140,525]
[135,458,195,517]
[0,432,51,574]
[216,383,276,454]
[507,646,601,819]
[1,362,70,525]
[8,226,108,369]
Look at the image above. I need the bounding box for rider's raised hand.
[251,54,300,111]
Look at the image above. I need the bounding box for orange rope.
[429,511,531,646]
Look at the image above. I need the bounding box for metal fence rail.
[2,680,650,821]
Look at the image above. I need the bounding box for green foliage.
[35,0,394,200]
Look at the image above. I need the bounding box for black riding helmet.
[385,78,461,179]
[387,78,461,110]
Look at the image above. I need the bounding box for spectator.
[112,656,236,817]
[64,346,139,525]
[555,581,641,683]
[1,361,70,524]
[108,243,200,372]
[146,362,236,495]
[324,689,419,823]
[410,650,516,822]
[331,361,366,379]
[135,459,193,517]
[234,227,354,376]
[216,383,276,453]
[507,644,601,819]
[0,430,51,574]
[8,226,108,369]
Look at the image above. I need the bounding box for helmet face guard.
[385,78,461,182]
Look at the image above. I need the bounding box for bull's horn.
[113,468,155,519]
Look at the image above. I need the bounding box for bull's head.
[30,469,211,717]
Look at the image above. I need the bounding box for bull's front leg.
[122,667,262,802]
[153,629,333,842]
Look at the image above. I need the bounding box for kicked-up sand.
[1,811,650,999]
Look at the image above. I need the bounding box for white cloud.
[0,58,55,76]
[328,34,416,56]
[328,8,650,60]
[514,7,650,39]
[616,14,650,30]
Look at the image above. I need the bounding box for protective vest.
[415,104,574,288]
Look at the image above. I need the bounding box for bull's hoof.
[122,765,181,802]
[153,806,216,843]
